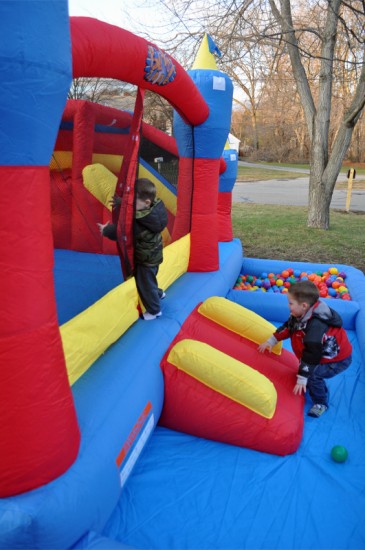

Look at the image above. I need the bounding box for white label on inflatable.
[119,414,155,487]
[213,76,226,91]
[230,154,236,161]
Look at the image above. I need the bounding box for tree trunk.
[307,172,331,229]
[251,110,259,150]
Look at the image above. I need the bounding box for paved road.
[233,161,365,212]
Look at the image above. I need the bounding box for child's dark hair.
[136,178,156,202]
[288,280,319,306]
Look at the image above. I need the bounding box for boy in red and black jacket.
[259,280,352,418]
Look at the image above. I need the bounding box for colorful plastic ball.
[233,266,350,300]
[331,445,348,463]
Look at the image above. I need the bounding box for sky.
[67,0,166,37]
[67,0,245,103]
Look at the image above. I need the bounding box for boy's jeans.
[307,356,352,406]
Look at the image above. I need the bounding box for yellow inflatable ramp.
[167,339,277,419]
[198,296,282,355]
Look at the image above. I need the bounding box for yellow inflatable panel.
[60,235,190,382]
[61,278,139,386]
[92,153,123,173]
[82,162,177,217]
[82,163,117,211]
[192,33,218,70]
[157,234,190,291]
[50,151,73,170]
[168,339,277,419]
[198,296,282,355]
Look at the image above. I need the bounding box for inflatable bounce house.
[1,3,365,549]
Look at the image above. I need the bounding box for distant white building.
[228,133,240,152]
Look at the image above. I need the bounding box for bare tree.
[144,92,174,134]
[143,0,365,229]
[225,46,265,151]
[68,78,135,107]
[266,0,365,228]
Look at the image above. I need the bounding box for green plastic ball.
[331,445,348,463]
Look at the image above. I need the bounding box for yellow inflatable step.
[167,339,277,419]
[198,296,282,355]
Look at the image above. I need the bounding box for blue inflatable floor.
[54,250,122,325]
[52,248,365,549]
[102,330,365,550]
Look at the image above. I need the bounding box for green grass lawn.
[253,161,365,175]
[237,166,306,181]
[237,163,365,186]
[232,203,365,273]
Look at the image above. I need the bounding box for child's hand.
[258,341,272,353]
[109,194,122,209]
[97,221,109,234]
[293,382,306,396]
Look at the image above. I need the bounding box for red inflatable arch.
[70,18,209,126]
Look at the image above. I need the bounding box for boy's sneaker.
[308,404,328,418]
[143,311,162,321]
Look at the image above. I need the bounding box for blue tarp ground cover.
[102,332,365,550]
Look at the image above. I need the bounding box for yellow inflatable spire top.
[192,33,221,70]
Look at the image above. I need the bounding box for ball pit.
[233,266,351,300]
